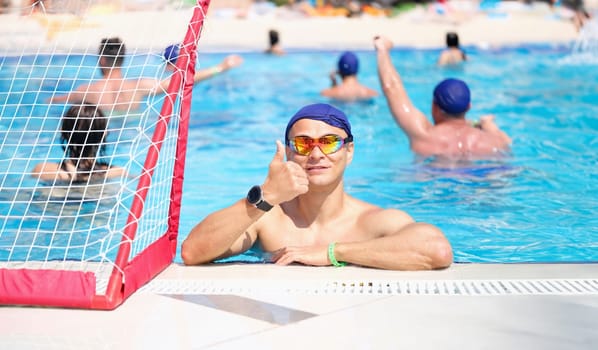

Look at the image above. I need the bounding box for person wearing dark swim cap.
[182,103,453,271]
[48,38,243,112]
[158,43,243,93]
[374,35,511,158]
[321,51,378,101]
[437,32,467,66]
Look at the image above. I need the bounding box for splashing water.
[562,17,598,64]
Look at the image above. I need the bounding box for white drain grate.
[140,279,598,296]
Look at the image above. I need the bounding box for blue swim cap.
[338,51,358,76]
[433,78,471,115]
[285,103,352,144]
[163,44,180,65]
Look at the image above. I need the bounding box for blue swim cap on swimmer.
[163,44,180,65]
[338,51,358,76]
[285,103,352,144]
[433,78,471,115]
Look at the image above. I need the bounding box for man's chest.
[257,218,363,251]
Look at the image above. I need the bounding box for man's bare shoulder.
[415,122,510,157]
[438,49,465,66]
[349,196,413,232]
[358,205,414,238]
[321,84,377,101]
[359,205,412,224]
[137,77,160,88]
[115,78,157,91]
[320,86,340,97]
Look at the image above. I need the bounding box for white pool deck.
[2,263,598,349]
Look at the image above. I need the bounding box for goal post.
[0,0,211,310]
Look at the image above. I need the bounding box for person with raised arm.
[374,35,511,159]
[48,38,243,112]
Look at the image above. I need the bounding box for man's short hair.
[99,37,125,69]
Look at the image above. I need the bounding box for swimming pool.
[1,45,597,263]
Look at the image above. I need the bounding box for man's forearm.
[334,224,452,270]
[181,198,264,265]
[193,65,224,83]
[377,50,403,97]
[376,49,427,137]
[333,237,413,270]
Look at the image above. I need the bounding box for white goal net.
[0,0,210,309]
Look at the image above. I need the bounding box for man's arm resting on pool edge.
[332,223,453,270]
[272,209,453,270]
[180,198,262,265]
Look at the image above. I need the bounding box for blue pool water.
[1,45,597,263]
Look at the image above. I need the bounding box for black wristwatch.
[246,185,273,212]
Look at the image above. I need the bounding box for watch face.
[247,185,261,204]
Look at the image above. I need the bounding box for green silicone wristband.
[328,242,346,267]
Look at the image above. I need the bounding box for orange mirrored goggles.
[287,134,353,156]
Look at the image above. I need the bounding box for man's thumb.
[272,140,285,163]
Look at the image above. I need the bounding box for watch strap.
[255,198,273,212]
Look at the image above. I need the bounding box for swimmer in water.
[48,38,243,112]
[265,29,285,56]
[320,51,378,102]
[31,104,127,183]
[373,35,511,159]
[437,32,467,66]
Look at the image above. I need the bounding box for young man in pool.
[374,35,511,159]
[181,103,453,270]
[320,51,378,102]
[48,38,242,112]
